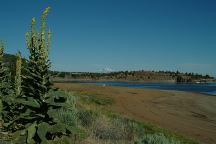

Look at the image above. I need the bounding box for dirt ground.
[54,83,216,144]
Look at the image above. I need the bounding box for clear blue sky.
[0,0,215,76]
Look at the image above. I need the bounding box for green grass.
[86,97,113,105]
[102,111,198,144]
[135,133,181,144]
[70,91,199,144]
[74,91,114,106]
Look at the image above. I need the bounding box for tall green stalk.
[0,41,11,96]
[23,7,52,100]
[15,52,22,96]
[0,40,13,127]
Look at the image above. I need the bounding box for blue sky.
[0,0,215,76]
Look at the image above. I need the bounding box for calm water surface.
[75,81,216,96]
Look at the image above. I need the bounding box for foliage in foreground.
[0,7,84,144]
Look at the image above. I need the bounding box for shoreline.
[53,80,216,96]
[54,83,216,144]
[52,78,216,84]
[52,78,176,83]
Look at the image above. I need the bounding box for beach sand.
[54,83,216,144]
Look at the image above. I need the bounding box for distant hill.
[52,70,215,83]
[3,54,215,83]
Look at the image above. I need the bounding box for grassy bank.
[53,83,216,144]
[72,90,198,144]
[50,89,201,144]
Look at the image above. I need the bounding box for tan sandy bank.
[54,83,216,144]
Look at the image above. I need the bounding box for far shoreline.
[52,79,216,96]
[52,78,176,83]
[52,78,216,84]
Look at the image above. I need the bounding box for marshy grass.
[74,91,114,106]
[55,90,199,144]
[135,133,181,144]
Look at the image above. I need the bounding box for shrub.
[56,109,78,127]
[135,133,181,144]
[77,110,96,128]
[92,115,124,140]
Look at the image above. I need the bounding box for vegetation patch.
[84,96,113,106]
[135,133,181,144]
[74,91,114,106]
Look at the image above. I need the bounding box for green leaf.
[48,136,71,144]
[0,99,2,120]
[38,122,50,144]
[48,123,67,134]
[27,122,37,144]
[16,97,40,108]
[13,134,27,144]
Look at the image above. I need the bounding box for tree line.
[51,70,214,83]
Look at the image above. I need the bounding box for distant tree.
[176,75,184,83]
[205,74,210,79]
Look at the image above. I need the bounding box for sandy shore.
[54,83,216,144]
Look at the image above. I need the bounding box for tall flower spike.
[31,17,35,37]
[41,7,50,48]
[47,29,51,50]
[25,32,29,48]
[15,51,22,96]
[29,17,36,52]
[0,40,4,57]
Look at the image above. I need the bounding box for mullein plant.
[6,7,82,143]
[0,44,22,132]
[1,52,23,132]
[0,41,14,128]
[0,41,5,125]
[14,52,22,97]
[0,41,12,97]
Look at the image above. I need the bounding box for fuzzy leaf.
[12,129,27,144]
[48,136,71,144]
[27,122,37,144]
[16,97,40,108]
[0,99,2,120]
[48,123,67,134]
[37,122,50,144]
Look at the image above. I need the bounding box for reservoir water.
[74,81,216,96]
